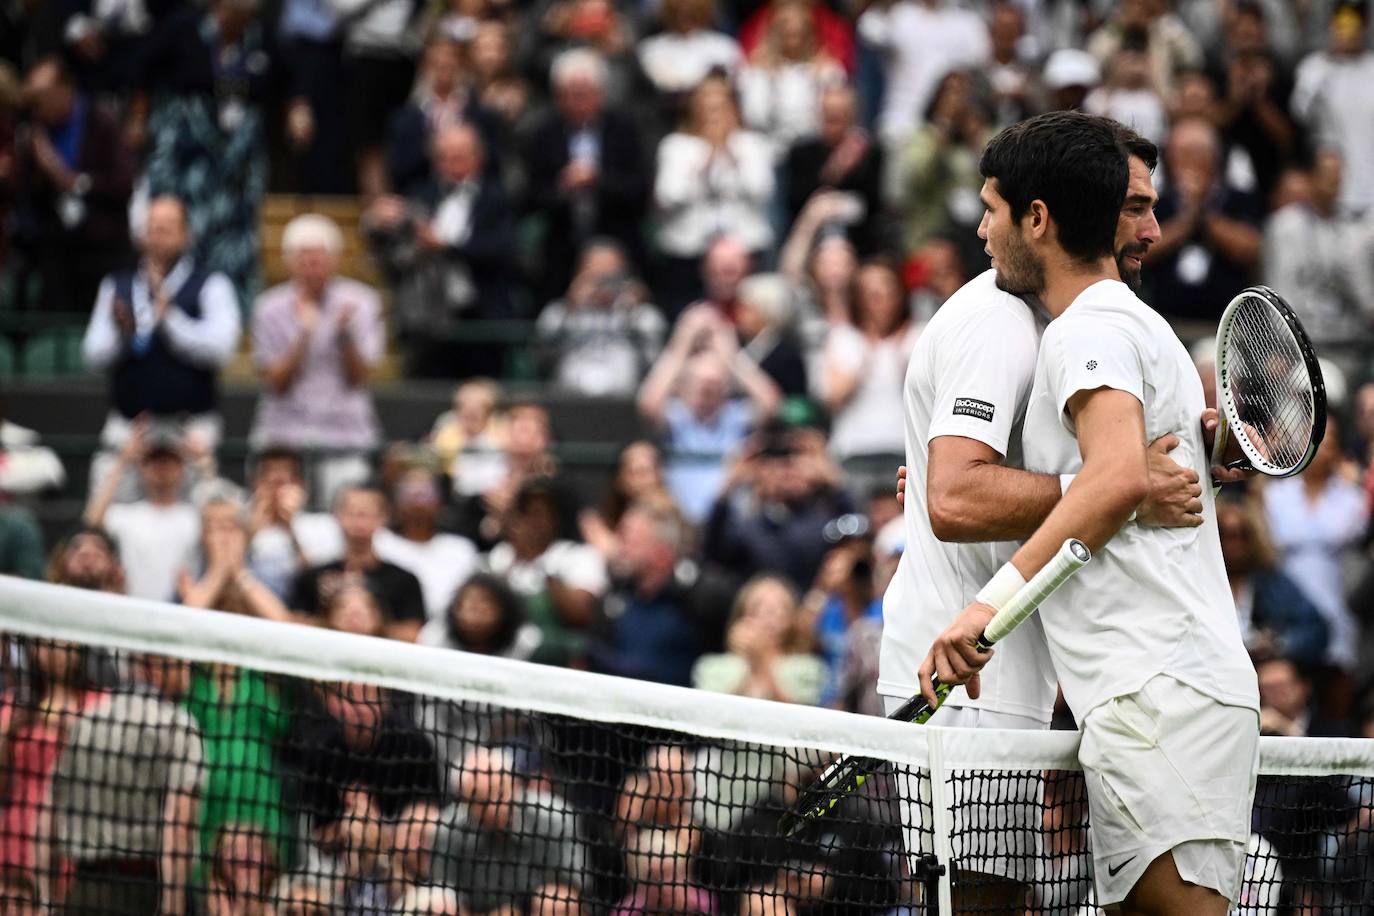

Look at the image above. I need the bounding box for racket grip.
[885,678,953,725]
[980,539,1091,646]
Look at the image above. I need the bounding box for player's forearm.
[928,462,1062,542]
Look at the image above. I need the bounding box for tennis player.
[921,112,1259,915]
[879,126,1204,913]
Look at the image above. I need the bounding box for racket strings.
[1223,298,1315,473]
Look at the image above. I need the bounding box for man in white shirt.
[922,112,1259,915]
[375,467,479,623]
[881,125,1211,913]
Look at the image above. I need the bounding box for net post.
[926,726,955,915]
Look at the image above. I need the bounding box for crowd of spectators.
[4,0,1374,911]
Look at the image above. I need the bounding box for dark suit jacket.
[521,109,649,302]
[784,134,885,254]
[385,99,504,199]
[412,175,516,322]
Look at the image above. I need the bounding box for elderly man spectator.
[365,124,515,379]
[523,48,649,306]
[1292,1,1374,215]
[638,305,782,524]
[535,240,665,397]
[9,55,132,314]
[783,84,885,256]
[250,213,383,509]
[51,653,203,916]
[1143,116,1263,323]
[1264,150,1374,346]
[684,236,753,326]
[81,194,240,497]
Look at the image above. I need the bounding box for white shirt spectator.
[249,513,344,600]
[375,528,480,621]
[638,30,741,95]
[0,422,65,495]
[484,540,609,598]
[823,322,919,458]
[1291,49,1374,214]
[1083,86,1168,146]
[104,501,200,601]
[654,130,776,256]
[738,60,844,156]
[1263,202,1374,342]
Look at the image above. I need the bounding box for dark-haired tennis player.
[880,123,1205,913]
[922,112,1259,915]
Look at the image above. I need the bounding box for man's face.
[702,241,750,302]
[336,490,386,543]
[291,245,336,290]
[1114,155,1161,291]
[254,456,301,493]
[1258,660,1309,721]
[434,131,481,183]
[61,533,120,590]
[978,179,1044,296]
[557,76,604,126]
[140,451,185,493]
[143,199,189,264]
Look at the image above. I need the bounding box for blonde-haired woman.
[738,0,844,156]
[692,574,825,704]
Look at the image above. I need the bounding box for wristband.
[975,562,1027,612]
[1059,474,1075,496]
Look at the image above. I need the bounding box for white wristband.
[1059,474,1075,497]
[975,562,1027,612]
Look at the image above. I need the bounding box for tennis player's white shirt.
[878,269,1058,723]
[1020,278,1259,723]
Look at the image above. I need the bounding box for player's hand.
[1137,434,1203,528]
[1202,408,1255,485]
[917,601,996,707]
[895,465,907,507]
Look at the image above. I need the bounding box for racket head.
[1214,286,1327,477]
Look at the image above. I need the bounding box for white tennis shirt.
[878,270,1059,722]
[1020,279,1259,722]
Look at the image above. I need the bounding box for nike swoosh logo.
[1107,855,1137,877]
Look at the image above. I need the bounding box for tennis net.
[1,577,1371,915]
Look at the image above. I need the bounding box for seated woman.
[418,573,542,661]
[578,441,681,562]
[692,574,824,705]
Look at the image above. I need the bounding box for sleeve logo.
[1086,360,1098,370]
[952,397,996,422]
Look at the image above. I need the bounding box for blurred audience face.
[1217,501,1258,575]
[618,442,663,501]
[913,239,965,300]
[55,531,122,591]
[31,638,83,683]
[770,3,815,62]
[989,2,1024,61]
[818,85,857,146]
[687,77,740,139]
[21,58,74,126]
[661,0,714,34]
[1115,155,1162,291]
[1165,118,1221,189]
[1303,417,1344,481]
[555,72,604,127]
[326,584,385,636]
[142,197,190,266]
[393,470,443,533]
[853,264,906,337]
[1172,71,1217,120]
[451,580,503,647]
[1354,383,1374,452]
[289,243,337,293]
[569,243,629,306]
[1311,150,1344,215]
[734,576,798,652]
[1226,5,1268,56]
[506,404,552,460]
[0,872,40,916]
[508,491,559,557]
[1257,658,1310,721]
[423,38,464,98]
[681,352,730,421]
[255,452,304,492]
[335,487,387,546]
[140,447,186,499]
[276,883,332,916]
[810,235,857,291]
[433,126,484,184]
[138,653,192,700]
[616,506,680,580]
[1330,4,1367,56]
[454,380,500,437]
[701,237,751,304]
[470,23,513,82]
[458,747,516,831]
[1270,166,1312,211]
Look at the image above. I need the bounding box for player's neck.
[1040,255,1119,318]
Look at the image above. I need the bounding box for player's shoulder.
[1050,280,1164,338]
[927,270,1038,336]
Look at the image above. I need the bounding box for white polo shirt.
[1020,279,1258,722]
[878,270,1058,722]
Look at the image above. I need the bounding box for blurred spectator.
[1291,1,1374,215]
[692,573,824,703]
[907,236,968,323]
[1086,0,1203,97]
[364,124,516,378]
[386,36,499,199]
[986,1,1041,127]
[245,448,343,601]
[418,572,542,659]
[1145,115,1263,322]
[130,0,311,303]
[1217,496,1330,670]
[82,195,240,499]
[538,0,641,110]
[83,423,199,602]
[579,440,678,561]
[739,0,854,75]
[0,398,64,496]
[737,1,844,156]
[429,379,510,499]
[612,744,712,915]
[524,48,650,307]
[897,70,993,253]
[336,0,423,197]
[51,653,203,916]
[278,0,347,194]
[783,84,885,255]
[820,260,917,461]
[1258,656,1337,737]
[289,483,427,641]
[468,22,532,132]
[1264,422,1367,677]
[591,502,712,686]
[250,213,383,508]
[1264,149,1374,344]
[204,823,283,916]
[1041,47,1102,112]
[778,194,859,327]
[9,56,131,314]
[535,239,666,397]
[375,467,479,623]
[1084,31,1169,145]
[458,402,559,548]
[802,526,881,706]
[485,478,607,667]
[178,493,296,622]
[653,76,774,317]
[857,0,989,139]
[735,272,807,397]
[703,425,854,588]
[321,581,387,637]
[637,0,740,102]
[683,235,753,325]
[432,746,588,913]
[45,526,125,594]
[1211,2,1297,198]
[639,306,782,523]
[0,638,104,901]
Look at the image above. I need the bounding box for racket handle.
[885,678,953,725]
[980,539,1091,646]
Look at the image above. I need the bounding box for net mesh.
[2,580,1374,916]
[1219,292,1319,475]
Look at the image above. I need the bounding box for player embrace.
[921,111,1260,916]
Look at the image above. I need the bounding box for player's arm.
[926,436,1060,541]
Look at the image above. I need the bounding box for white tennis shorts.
[881,696,1049,885]
[1078,674,1260,907]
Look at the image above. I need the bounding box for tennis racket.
[777,538,1092,838]
[1212,286,1326,478]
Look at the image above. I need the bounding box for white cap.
[1043,49,1101,90]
